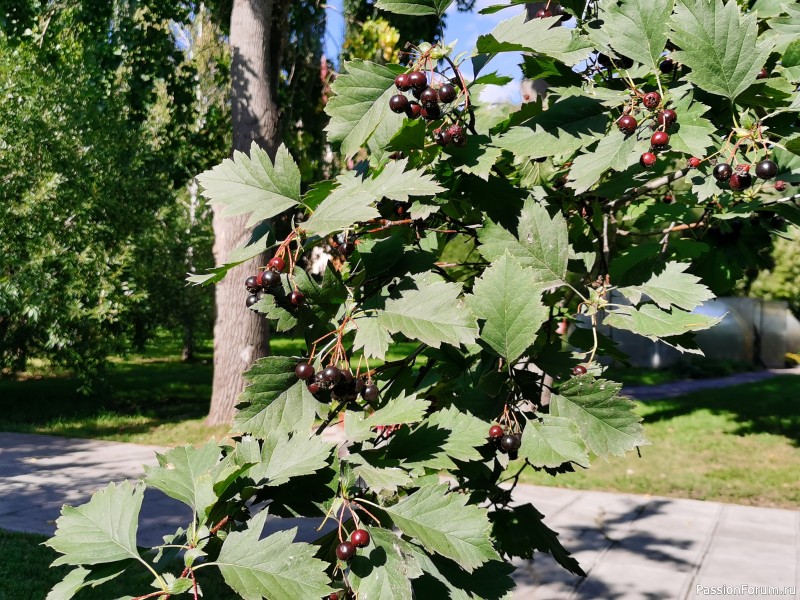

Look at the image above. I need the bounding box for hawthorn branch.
[605,167,692,212]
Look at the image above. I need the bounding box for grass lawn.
[0,529,239,599]
[520,375,800,509]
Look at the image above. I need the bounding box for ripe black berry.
[651,131,669,148]
[290,290,305,306]
[419,87,439,109]
[314,372,326,384]
[642,91,661,109]
[572,365,587,376]
[434,128,451,146]
[295,362,314,380]
[336,542,356,562]
[362,383,379,401]
[395,73,410,91]
[389,94,409,114]
[729,172,752,191]
[246,294,259,307]
[713,163,733,181]
[535,8,552,17]
[339,241,355,257]
[260,270,281,288]
[405,101,422,120]
[420,104,441,121]
[500,434,521,453]
[322,366,341,383]
[616,115,637,134]
[489,425,504,439]
[640,152,657,168]
[438,83,457,103]
[755,159,778,180]
[245,276,260,293]
[351,529,370,548]
[657,109,677,128]
[659,58,674,74]
[407,71,427,92]
[268,256,286,272]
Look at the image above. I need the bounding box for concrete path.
[1,432,798,600]
[622,367,800,401]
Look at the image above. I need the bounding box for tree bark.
[206,0,289,425]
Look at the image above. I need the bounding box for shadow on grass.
[642,375,800,446]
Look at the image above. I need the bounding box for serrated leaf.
[669,0,774,100]
[764,4,800,55]
[600,0,674,69]
[196,143,300,227]
[46,481,144,566]
[667,89,716,156]
[251,294,297,332]
[324,60,404,159]
[478,197,569,288]
[567,129,641,194]
[605,303,722,339]
[476,13,593,65]
[376,0,453,15]
[467,254,548,362]
[46,564,128,600]
[424,407,490,464]
[550,375,648,458]
[345,392,430,443]
[215,511,332,600]
[249,434,334,487]
[410,550,516,600]
[618,262,714,311]
[493,96,607,160]
[349,458,413,493]
[520,414,590,468]
[377,279,478,348]
[384,484,501,571]
[349,527,424,600]
[352,314,394,360]
[143,442,221,520]
[234,381,324,439]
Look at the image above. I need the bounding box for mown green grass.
[0,529,239,599]
[519,375,800,509]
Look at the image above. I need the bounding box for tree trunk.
[206,0,289,425]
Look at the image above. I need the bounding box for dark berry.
[245,276,260,293]
[640,152,657,168]
[268,256,286,272]
[447,124,466,146]
[434,128,451,146]
[389,94,409,114]
[362,383,379,402]
[688,157,701,168]
[290,290,305,306]
[351,529,370,548]
[729,172,752,191]
[755,159,778,180]
[339,241,356,257]
[757,67,769,80]
[651,131,669,148]
[489,425,504,439]
[713,163,733,181]
[438,83,457,103]
[659,58,674,74]
[500,434,521,453]
[307,382,321,394]
[322,366,341,383]
[419,87,439,109]
[775,180,787,191]
[535,8,552,17]
[405,101,422,120]
[260,270,281,288]
[395,73,410,91]
[657,109,677,128]
[642,91,661,109]
[246,294,259,307]
[616,115,637,134]
[295,362,314,380]
[407,71,427,91]
[420,104,441,121]
[663,194,674,204]
[572,365,587,376]
[340,369,354,384]
[336,541,356,562]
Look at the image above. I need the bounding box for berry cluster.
[710,159,778,191]
[335,528,371,563]
[244,256,305,308]
[330,232,356,258]
[613,90,680,169]
[295,361,379,402]
[488,425,522,457]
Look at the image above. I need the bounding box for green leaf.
[442,137,502,181]
[345,392,430,443]
[46,564,128,600]
[376,0,453,15]
[216,511,333,600]
[467,253,548,362]
[666,88,716,156]
[604,303,722,339]
[352,314,394,360]
[304,159,443,237]
[599,0,674,69]
[143,442,222,520]
[46,481,144,566]
[377,279,478,348]
[384,484,501,571]
[669,0,774,100]
[237,356,299,403]
[196,142,300,227]
[249,434,335,487]
[618,262,714,311]
[493,96,607,160]
[324,60,404,159]
[476,13,593,65]
[410,551,516,600]
[251,294,297,332]
[566,129,641,194]
[349,526,423,600]
[349,457,413,494]
[765,4,800,55]
[424,407,490,464]
[550,375,649,458]
[234,380,324,438]
[478,197,569,288]
[520,414,590,468]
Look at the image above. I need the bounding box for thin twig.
[605,167,692,212]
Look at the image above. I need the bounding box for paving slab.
[1,432,798,600]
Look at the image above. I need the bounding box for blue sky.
[323,0,526,103]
